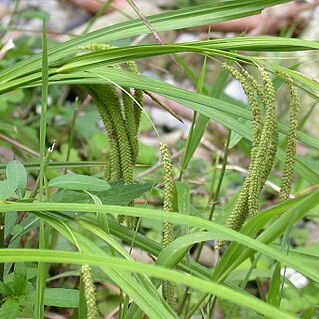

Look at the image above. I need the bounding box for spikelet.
[96,85,134,185]
[223,64,262,144]
[278,73,300,202]
[247,68,278,218]
[160,142,176,306]
[122,87,139,162]
[86,84,134,226]
[225,183,249,231]
[81,264,98,319]
[217,66,279,249]
[97,85,138,228]
[163,281,176,308]
[83,45,144,229]
[86,85,122,181]
[258,69,279,188]
[217,65,261,240]
[161,143,174,244]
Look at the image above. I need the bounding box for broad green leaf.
[0,298,19,319]
[266,262,281,308]
[27,288,79,308]
[157,232,214,269]
[95,180,154,204]
[6,160,27,199]
[0,179,17,200]
[48,174,110,192]
[51,181,153,205]
[13,273,28,297]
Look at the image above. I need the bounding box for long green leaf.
[0,248,296,319]
[1,194,319,282]
[0,0,289,83]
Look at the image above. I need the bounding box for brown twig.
[125,0,182,70]
[0,132,39,158]
[143,90,184,123]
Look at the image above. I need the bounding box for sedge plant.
[0,1,318,319]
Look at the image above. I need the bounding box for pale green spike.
[248,68,278,218]
[279,73,300,202]
[85,85,122,181]
[122,87,139,162]
[81,264,98,319]
[160,142,176,305]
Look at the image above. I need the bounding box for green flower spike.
[86,84,137,227]
[160,142,176,306]
[160,143,174,245]
[85,85,122,182]
[81,264,98,319]
[83,46,144,229]
[219,65,261,238]
[122,87,139,162]
[247,68,278,218]
[279,73,300,202]
[217,66,279,249]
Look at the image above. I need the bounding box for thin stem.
[179,111,198,181]
[0,132,40,158]
[0,213,4,281]
[181,131,231,316]
[65,101,79,164]
[35,15,49,319]
[30,144,55,200]
[195,130,231,261]
[82,0,114,35]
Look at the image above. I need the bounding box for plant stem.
[181,131,231,318]
[35,15,49,319]
[65,100,79,164]
[0,213,4,281]
[195,130,231,261]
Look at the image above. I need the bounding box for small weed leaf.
[48,174,110,192]
[6,160,27,199]
[0,179,18,201]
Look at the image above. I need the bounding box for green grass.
[0,0,319,318]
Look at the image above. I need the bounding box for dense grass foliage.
[0,0,318,318]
